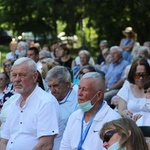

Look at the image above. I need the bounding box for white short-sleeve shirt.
[1,86,59,150]
[117,83,146,113]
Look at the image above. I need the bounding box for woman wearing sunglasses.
[100,118,148,150]
[117,57,150,119]
[135,77,150,126]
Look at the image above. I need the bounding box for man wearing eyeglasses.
[60,72,121,150]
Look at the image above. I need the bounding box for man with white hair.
[72,50,91,80]
[104,46,129,104]
[39,49,51,60]
[138,46,150,65]
[60,72,120,150]
[0,57,59,150]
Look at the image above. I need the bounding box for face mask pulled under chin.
[78,92,99,112]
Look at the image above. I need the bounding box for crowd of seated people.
[0,26,150,150]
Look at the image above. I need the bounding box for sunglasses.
[79,71,86,75]
[134,72,148,79]
[144,89,150,93]
[4,64,11,68]
[103,130,117,143]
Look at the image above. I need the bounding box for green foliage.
[0,0,150,58]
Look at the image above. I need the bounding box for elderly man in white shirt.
[60,72,121,150]
[0,57,59,150]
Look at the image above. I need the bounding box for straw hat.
[122,27,134,35]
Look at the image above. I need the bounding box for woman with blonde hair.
[100,118,148,150]
[41,60,60,79]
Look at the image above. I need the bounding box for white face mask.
[108,141,126,150]
[15,49,19,55]
[78,92,99,112]
[108,142,120,150]
[16,49,26,57]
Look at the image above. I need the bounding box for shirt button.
[20,122,22,124]
[11,142,13,144]
[21,111,23,113]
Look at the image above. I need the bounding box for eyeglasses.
[79,71,86,76]
[4,64,11,68]
[103,130,117,143]
[134,72,148,79]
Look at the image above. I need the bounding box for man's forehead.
[79,78,93,86]
[27,51,35,54]
[48,78,60,84]
[100,43,106,46]
[11,64,28,71]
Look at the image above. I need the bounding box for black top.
[97,54,105,64]
[57,57,73,69]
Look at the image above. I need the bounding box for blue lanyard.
[77,101,104,150]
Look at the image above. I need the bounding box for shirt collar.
[59,88,73,104]
[15,85,38,107]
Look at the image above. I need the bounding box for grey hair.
[143,41,150,47]
[17,41,29,50]
[131,45,141,60]
[39,49,51,57]
[81,72,106,92]
[100,40,108,45]
[45,66,71,83]
[13,57,37,72]
[110,46,123,53]
[138,46,149,58]
[42,58,53,62]
[79,50,91,58]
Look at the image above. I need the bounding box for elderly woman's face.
[18,45,26,51]
[102,129,121,149]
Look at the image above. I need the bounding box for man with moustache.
[0,57,59,150]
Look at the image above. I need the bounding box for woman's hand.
[133,114,142,121]
[121,109,133,118]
